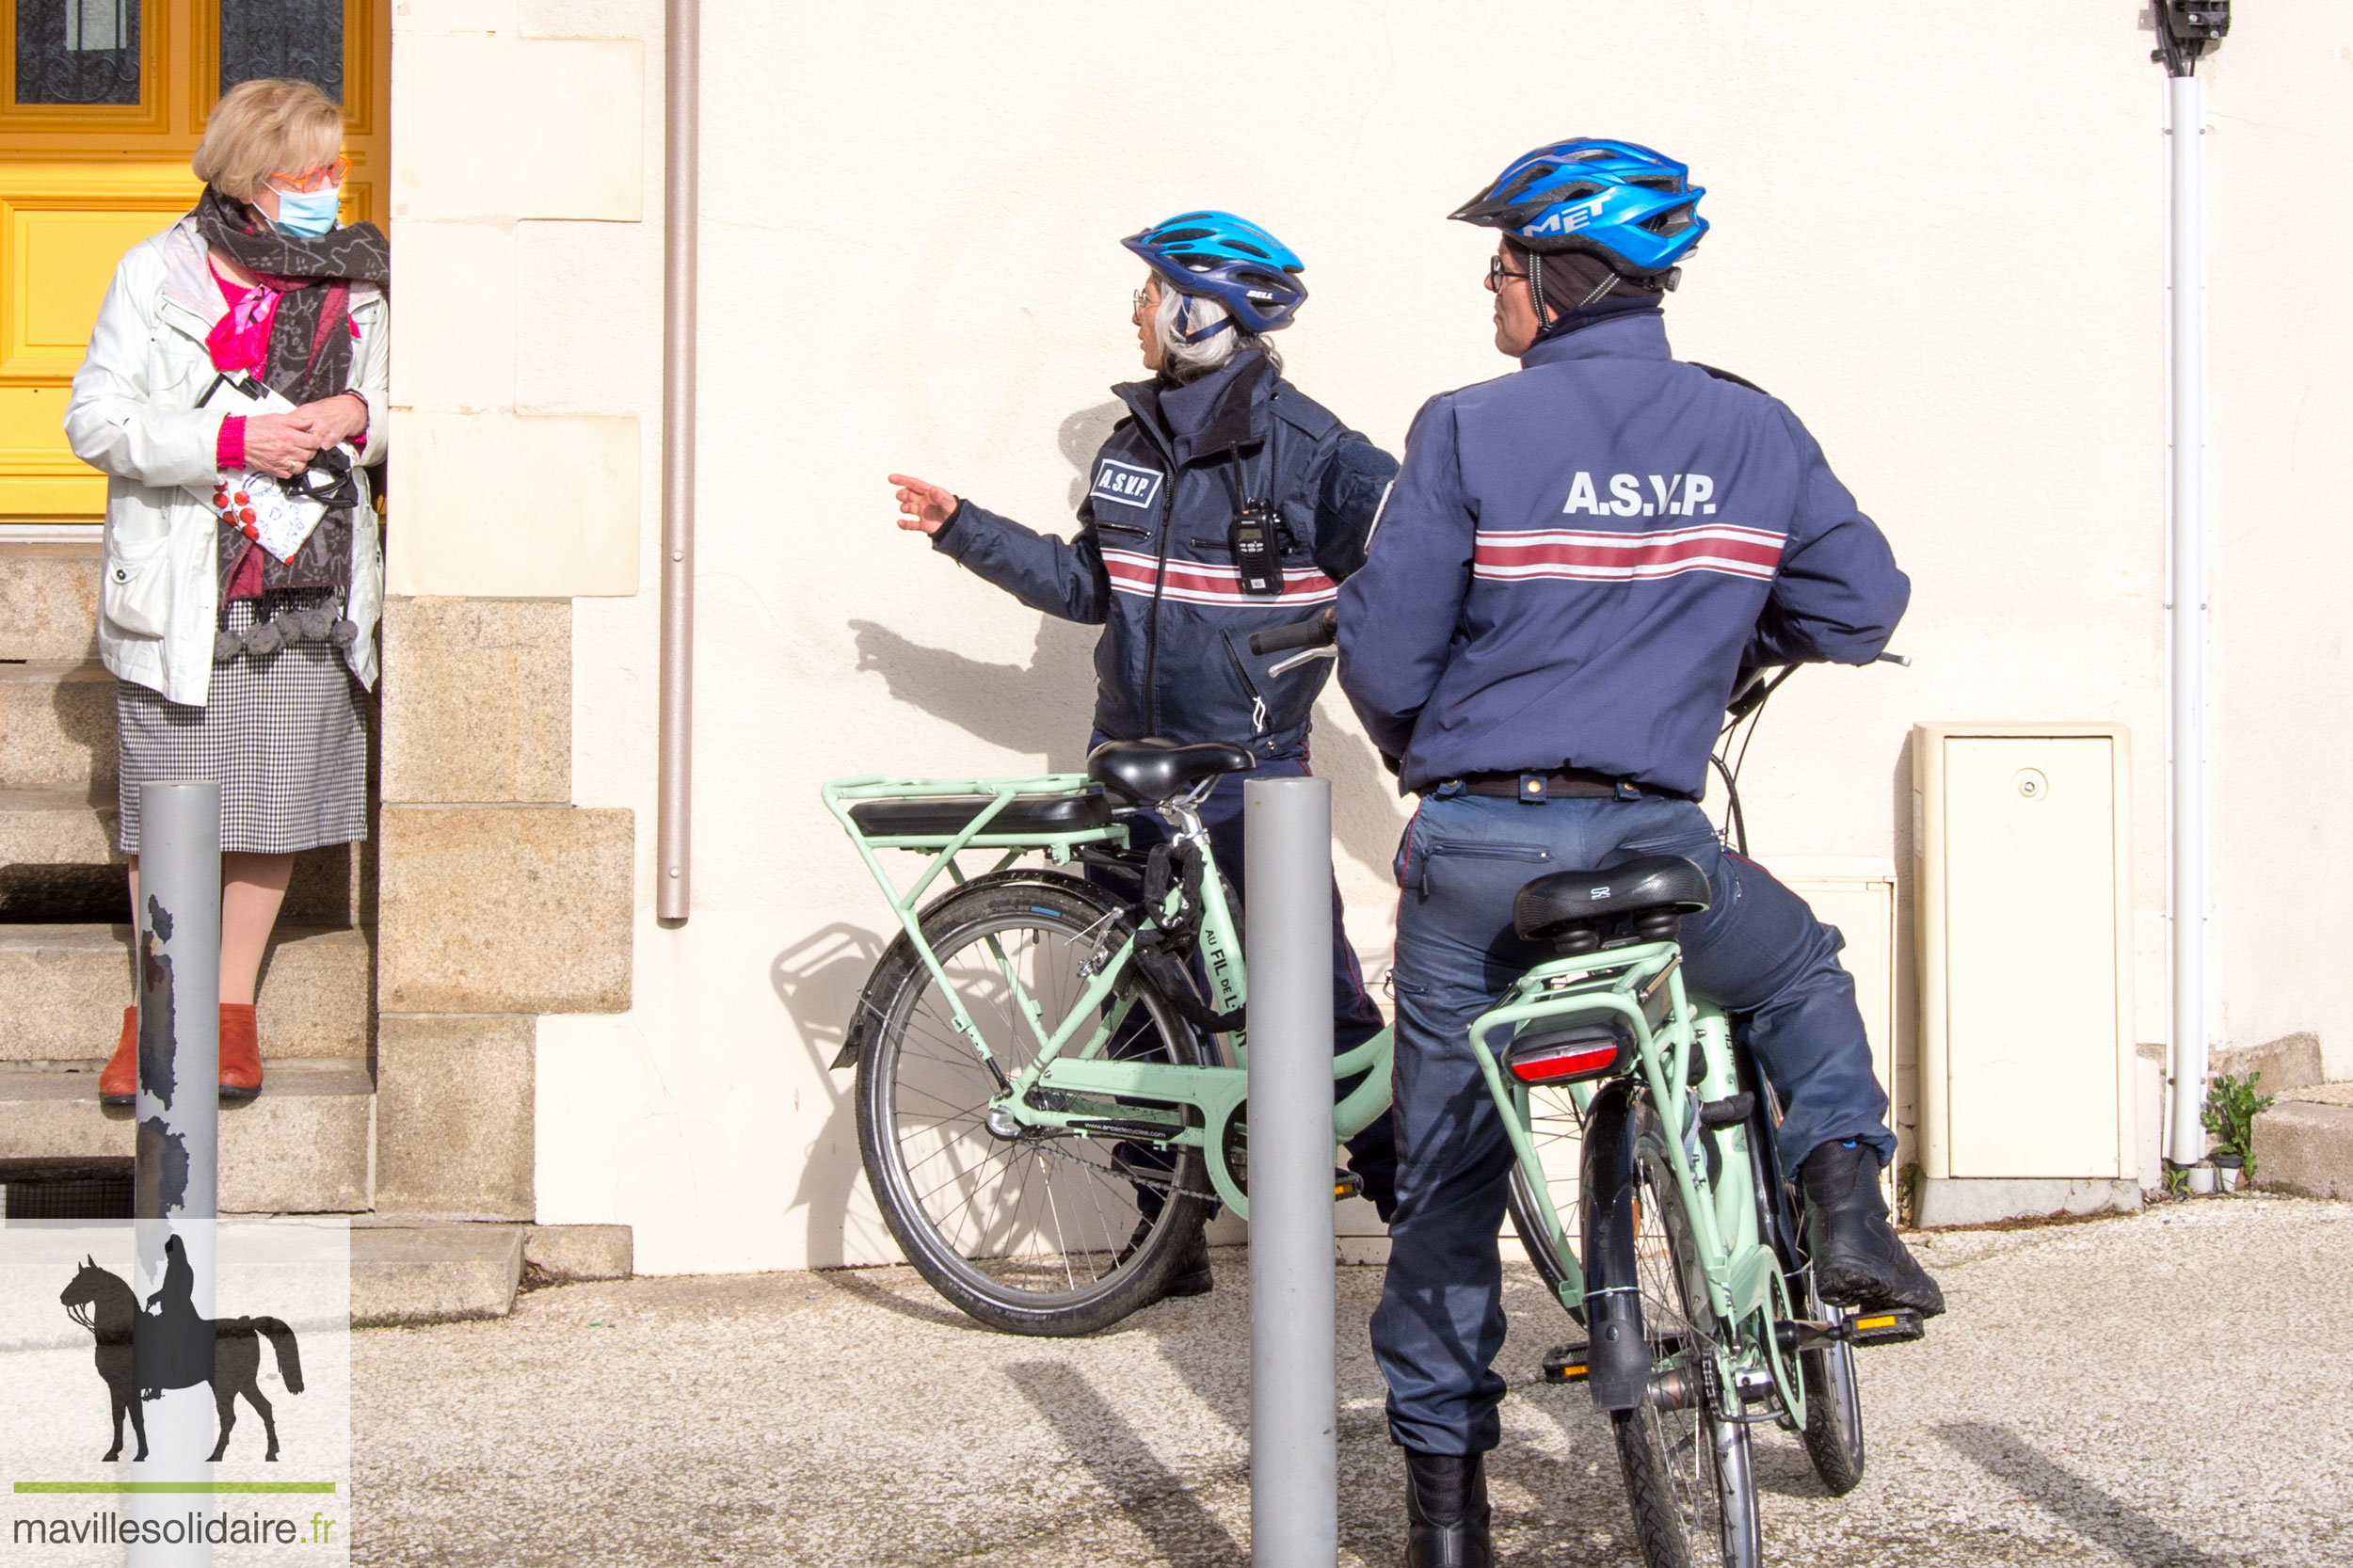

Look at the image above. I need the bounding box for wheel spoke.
[863,885,1211,1324]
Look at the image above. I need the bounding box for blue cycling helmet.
[1121,211,1308,338]
[1450,138,1707,281]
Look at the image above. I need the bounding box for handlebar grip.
[1248,608,1337,656]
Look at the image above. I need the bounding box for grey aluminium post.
[1243,776,1337,1568]
[2165,68,2207,1167]
[657,0,699,921]
[133,781,220,1566]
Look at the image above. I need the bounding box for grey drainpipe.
[658,0,698,922]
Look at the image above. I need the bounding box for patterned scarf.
[194,186,390,596]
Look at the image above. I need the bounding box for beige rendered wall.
[526,1,2190,1272]
[2206,12,2353,1080]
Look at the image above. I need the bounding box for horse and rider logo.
[57,1236,303,1463]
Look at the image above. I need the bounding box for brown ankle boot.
[219,1003,262,1101]
[99,1006,137,1106]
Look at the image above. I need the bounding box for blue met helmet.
[1121,211,1307,337]
[1449,138,1707,281]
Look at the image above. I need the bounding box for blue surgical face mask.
[269,184,342,239]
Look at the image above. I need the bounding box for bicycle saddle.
[1087,738,1255,805]
[1513,855,1713,950]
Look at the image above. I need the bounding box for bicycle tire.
[1506,1168,1583,1323]
[854,877,1216,1336]
[1610,1098,1762,1568]
[1799,1303,1865,1495]
[1739,1069,1865,1496]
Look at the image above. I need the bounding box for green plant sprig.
[2201,1072,2276,1178]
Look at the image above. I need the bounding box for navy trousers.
[1371,791,1891,1455]
[1098,755,1401,1214]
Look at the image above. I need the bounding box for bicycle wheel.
[1504,1080,1585,1319]
[1800,1294,1865,1494]
[1740,1071,1865,1495]
[1611,1099,1762,1568]
[855,877,1216,1336]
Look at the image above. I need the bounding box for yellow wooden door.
[0,0,386,520]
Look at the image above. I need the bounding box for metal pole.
[1243,776,1337,1568]
[2166,71,2207,1167]
[132,781,219,1565]
[656,0,699,921]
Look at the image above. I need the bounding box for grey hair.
[1150,279,1282,384]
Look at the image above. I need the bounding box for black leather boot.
[1160,1220,1213,1299]
[1801,1141,1945,1316]
[1121,1216,1214,1301]
[1403,1449,1491,1568]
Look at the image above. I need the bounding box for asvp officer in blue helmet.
[888,212,1402,1302]
[1337,140,1945,1565]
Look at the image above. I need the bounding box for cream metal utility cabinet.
[1913,724,2138,1225]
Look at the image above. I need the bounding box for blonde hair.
[192,79,343,202]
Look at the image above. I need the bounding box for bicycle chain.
[1014,1131,1224,1205]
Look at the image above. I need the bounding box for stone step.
[352,1222,525,1326]
[0,923,371,1062]
[0,660,113,789]
[2251,1083,2353,1200]
[0,784,368,925]
[0,782,117,865]
[0,538,100,663]
[0,1059,371,1212]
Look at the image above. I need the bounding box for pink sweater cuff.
[216,414,246,471]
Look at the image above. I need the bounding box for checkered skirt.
[116,595,369,856]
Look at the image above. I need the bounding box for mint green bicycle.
[826,627,1919,1568]
[824,737,1393,1336]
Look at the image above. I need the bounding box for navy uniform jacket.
[935,355,1398,760]
[1337,312,1908,797]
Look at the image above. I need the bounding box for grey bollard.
[1244,776,1338,1568]
[133,782,220,1565]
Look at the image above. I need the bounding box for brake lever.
[1268,646,1338,679]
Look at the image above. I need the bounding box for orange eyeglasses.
[267,154,350,195]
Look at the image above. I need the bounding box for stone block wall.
[377,2,649,1222]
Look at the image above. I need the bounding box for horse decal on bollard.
[57,1236,305,1463]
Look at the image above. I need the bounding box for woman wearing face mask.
[67,77,390,1106]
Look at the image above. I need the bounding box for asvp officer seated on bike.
[1336,139,1945,1566]
[887,210,1402,1300]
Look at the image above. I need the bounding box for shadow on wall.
[850,616,1099,774]
[769,920,893,1266]
[1060,399,1126,509]
[1313,694,1410,886]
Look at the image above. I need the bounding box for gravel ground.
[351,1195,2353,1566]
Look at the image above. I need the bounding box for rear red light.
[1508,1043,1621,1084]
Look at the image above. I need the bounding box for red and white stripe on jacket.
[1100,548,1340,607]
[1470,522,1785,584]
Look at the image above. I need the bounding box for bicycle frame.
[824,773,1396,1218]
[1466,939,1804,1426]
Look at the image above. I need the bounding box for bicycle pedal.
[1542,1342,1591,1384]
[1334,1168,1364,1202]
[1775,1308,1927,1355]
[1845,1307,1926,1347]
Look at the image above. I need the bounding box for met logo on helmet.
[1526,200,1607,236]
[1091,458,1164,510]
